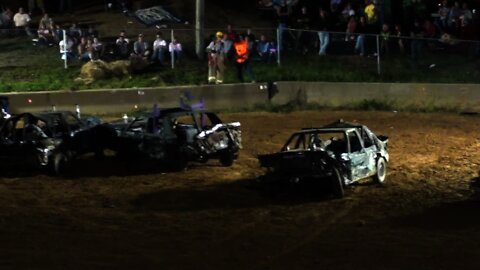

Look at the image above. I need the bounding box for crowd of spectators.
[258,0,479,57]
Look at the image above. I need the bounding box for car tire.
[52,152,71,176]
[331,167,345,198]
[219,151,235,167]
[373,157,387,184]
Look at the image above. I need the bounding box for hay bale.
[76,60,110,84]
[108,60,132,77]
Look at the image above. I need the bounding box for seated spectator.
[77,36,91,61]
[38,13,54,32]
[13,7,32,36]
[133,33,150,58]
[168,38,183,64]
[255,34,276,63]
[59,34,75,60]
[115,35,130,59]
[151,32,167,64]
[116,30,130,44]
[36,19,55,47]
[91,37,105,60]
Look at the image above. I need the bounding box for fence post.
[276,27,281,66]
[376,34,381,75]
[63,29,68,69]
[171,29,175,69]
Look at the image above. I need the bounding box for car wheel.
[219,151,235,167]
[51,152,71,176]
[331,167,345,198]
[373,157,387,184]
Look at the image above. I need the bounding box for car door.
[346,130,371,181]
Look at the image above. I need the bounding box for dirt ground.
[1,110,480,270]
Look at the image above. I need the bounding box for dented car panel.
[258,120,389,195]
[110,108,241,168]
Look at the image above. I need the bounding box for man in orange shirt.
[233,34,256,83]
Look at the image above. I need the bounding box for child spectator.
[91,37,105,60]
[115,35,130,59]
[59,34,75,60]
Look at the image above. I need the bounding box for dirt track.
[1,110,480,270]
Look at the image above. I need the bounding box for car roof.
[295,128,356,135]
[137,107,209,118]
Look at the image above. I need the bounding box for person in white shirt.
[59,35,75,60]
[13,7,32,36]
[168,38,183,64]
[151,32,167,65]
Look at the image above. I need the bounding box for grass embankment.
[0,37,479,93]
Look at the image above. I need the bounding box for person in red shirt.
[233,34,256,83]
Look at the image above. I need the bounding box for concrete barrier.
[2,82,480,114]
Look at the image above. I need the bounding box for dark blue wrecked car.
[109,107,242,170]
[0,111,116,175]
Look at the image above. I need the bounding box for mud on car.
[110,107,242,170]
[258,119,389,198]
[0,111,115,175]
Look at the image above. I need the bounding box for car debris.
[258,119,389,198]
[109,106,242,170]
[0,111,116,175]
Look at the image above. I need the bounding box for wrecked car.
[258,119,389,198]
[110,107,241,170]
[0,111,115,175]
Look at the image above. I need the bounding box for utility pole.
[195,0,204,60]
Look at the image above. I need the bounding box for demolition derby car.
[0,111,115,175]
[258,119,389,198]
[110,107,242,170]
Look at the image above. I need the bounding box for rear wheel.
[331,167,345,198]
[373,157,387,184]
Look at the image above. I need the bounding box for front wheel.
[219,150,235,167]
[373,157,387,184]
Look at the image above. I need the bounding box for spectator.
[275,0,292,50]
[53,24,63,43]
[151,32,167,65]
[293,5,312,54]
[59,34,75,60]
[28,0,45,15]
[13,7,32,36]
[168,38,183,64]
[435,0,450,33]
[448,1,461,33]
[59,0,74,14]
[316,8,330,56]
[233,34,256,83]
[460,2,473,27]
[410,19,424,65]
[68,22,82,43]
[116,30,130,44]
[364,0,377,24]
[84,24,99,38]
[38,13,54,33]
[394,23,405,54]
[256,34,276,63]
[354,16,367,56]
[36,16,55,47]
[341,2,355,23]
[206,31,226,84]
[0,8,13,29]
[379,23,390,56]
[91,37,105,60]
[345,15,357,41]
[133,33,150,58]
[115,35,130,59]
[224,24,237,62]
[78,36,90,61]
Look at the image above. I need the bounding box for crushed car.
[258,119,389,198]
[0,111,116,175]
[109,107,242,170]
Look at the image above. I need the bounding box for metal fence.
[1,25,479,78]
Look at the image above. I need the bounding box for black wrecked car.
[258,120,389,198]
[0,111,115,175]
[110,107,242,170]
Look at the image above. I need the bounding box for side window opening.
[348,131,363,153]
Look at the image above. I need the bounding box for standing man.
[206,31,226,84]
[13,7,32,36]
[233,34,255,83]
